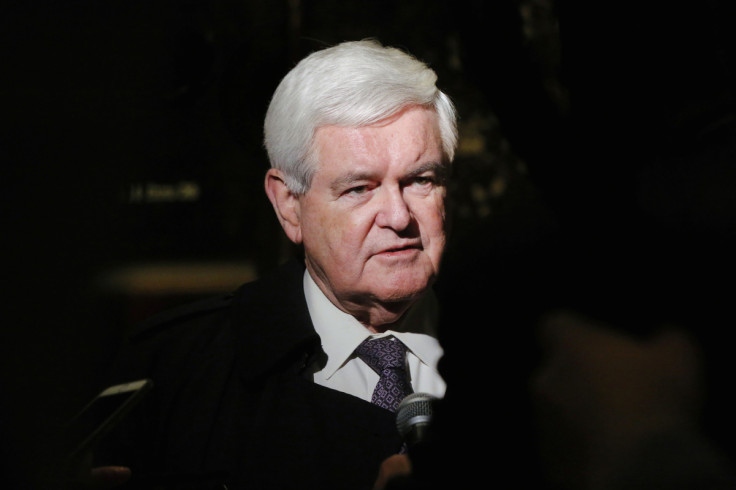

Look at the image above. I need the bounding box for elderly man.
[92,40,457,490]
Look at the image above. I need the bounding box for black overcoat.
[96,259,401,490]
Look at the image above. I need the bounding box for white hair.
[263,39,458,194]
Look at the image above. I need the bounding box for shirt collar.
[303,270,442,379]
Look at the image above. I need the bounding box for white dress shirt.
[303,270,446,402]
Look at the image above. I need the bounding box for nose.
[375,185,411,231]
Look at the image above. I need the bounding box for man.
[92,39,458,490]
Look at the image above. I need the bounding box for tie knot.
[355,336,408,373]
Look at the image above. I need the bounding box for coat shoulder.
[129,292,237,343]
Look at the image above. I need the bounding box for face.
[296,106,448,323]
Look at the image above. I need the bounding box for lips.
[377,243,422,255]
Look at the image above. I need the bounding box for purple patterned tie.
[355,336,413,412]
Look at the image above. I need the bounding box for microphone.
[395,392,438,448]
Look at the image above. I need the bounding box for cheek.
[303,206,369,257]
[334,212,375,258]
[423,197,446,234]
[299,207,332,255]
[420,199,447,256]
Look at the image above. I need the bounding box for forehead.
[312,107,444,176]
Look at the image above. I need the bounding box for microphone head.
[396,392,437,440]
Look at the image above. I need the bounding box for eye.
[407,175,436,189]
[340,183,376,198]
[345,185,369,195]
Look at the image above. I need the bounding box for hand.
[530,309,703,489]
[85,466,132,488]
[63,451,131,489]
[373,454,412,490]
[55,464,131,490]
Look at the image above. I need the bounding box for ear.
[264,168,303,244]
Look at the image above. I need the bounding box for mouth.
[376,244,422,257]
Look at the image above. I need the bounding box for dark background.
[2,0,735,488]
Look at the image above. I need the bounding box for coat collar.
[229,258,322,382]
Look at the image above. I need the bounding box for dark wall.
[2,0,735,487]
[0,2,499,486]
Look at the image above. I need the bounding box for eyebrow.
[330,161,448,192]
[405,161,448,181]
[329,171,379,192]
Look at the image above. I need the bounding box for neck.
[304,266,422,333]
[360,310,409,334]
[328,291,415,334]
[336,296,414,333]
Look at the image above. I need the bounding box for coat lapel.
[219,259,402,489]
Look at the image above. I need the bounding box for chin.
[375,274,433,304]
